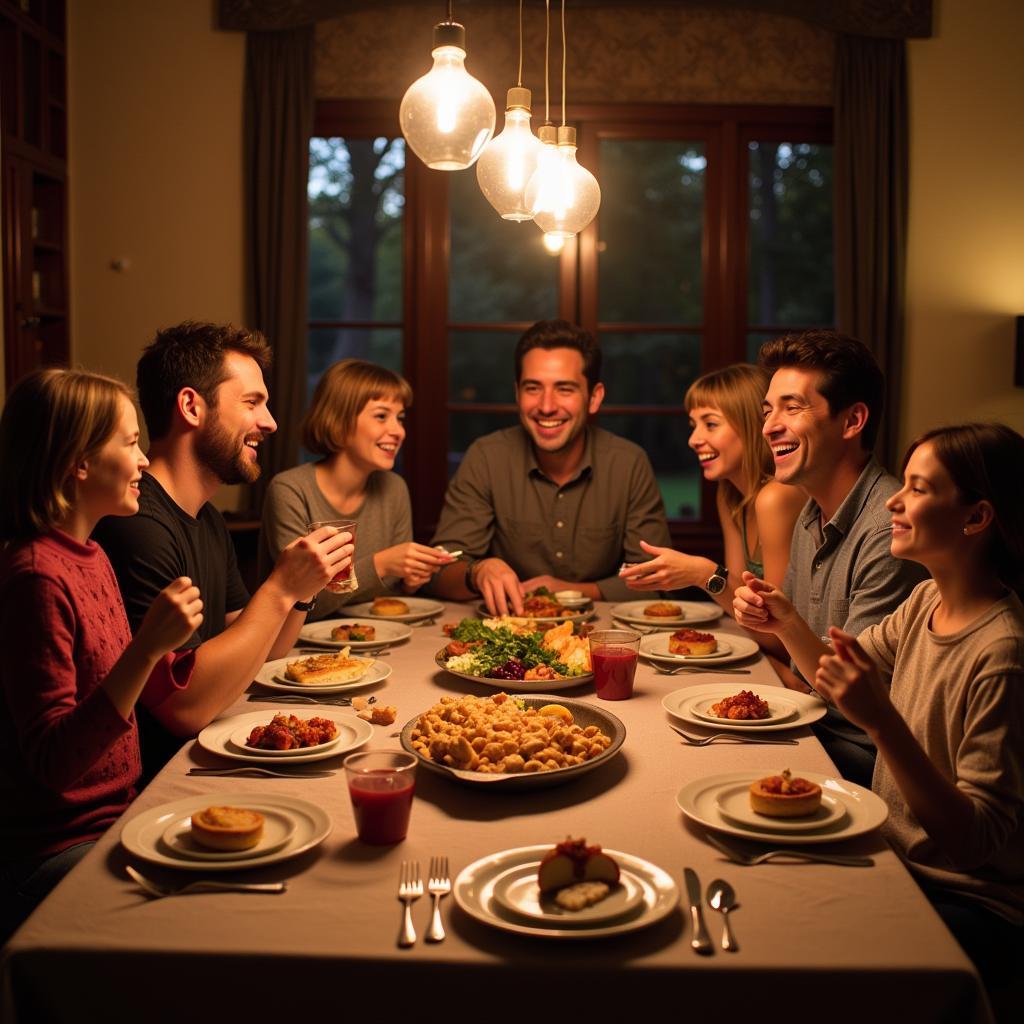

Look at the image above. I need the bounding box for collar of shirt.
[524,425,595,487]
[799,456,886,544]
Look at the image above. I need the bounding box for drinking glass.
[307,519,358,594]
[344,750,417,844]
[588,628,641,700]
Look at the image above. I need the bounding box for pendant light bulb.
[525,125,600,238]
[476,88,544,221]
[542,231,566,254]
[399,19,495,171]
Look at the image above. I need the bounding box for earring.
[963,527,969,535]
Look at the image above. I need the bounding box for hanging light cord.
[543,0,551,123]
[560,0,567,126]
[517,0,524,87]
[446,0,454,25]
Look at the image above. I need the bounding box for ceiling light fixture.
[399,1,495,171]
[476,0,543,221]
[524,0,600,238]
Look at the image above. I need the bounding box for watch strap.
[293,597,316,612]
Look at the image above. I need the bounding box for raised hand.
[814,627,893,734]
[375,542,455,591]
[272,526,354,601]
[732,571,797,634]
[136,576,203,657]
[619,539,706,591]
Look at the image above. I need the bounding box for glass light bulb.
[400,44,495,171]
[526,140,601,238]
[542,231,566,254]
[476,101,544,221]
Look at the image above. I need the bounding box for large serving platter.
[454,845,679,938]
[676,769,888,845]
[475,603,597,627]
[434,648,592,692]
[400,694,625,790]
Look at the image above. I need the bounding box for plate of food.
[714,775,848,833]
[161,806,297,861]
[253,653,391,694]
[228,714,344,757]
[197,709,373,765]
[676,769,888,845]
[121,793,331,871]
[453,840,679,938]
[476,587,596,625]
[639,630,759,666]
[662,683,827,733]
[609,600,723,628]
[437,618,593,691]
[344,596,445,623]
[298,618,412,650]
[401,693,625,789]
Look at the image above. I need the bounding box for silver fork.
[187,766,336,778]
[704,833,874,867]
[398,860,423,947]
[668,722,798,746]
[653,664,752,676]
[126,865,287,898]
[426,856,451,942]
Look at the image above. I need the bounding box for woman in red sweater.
[0,369,203,941]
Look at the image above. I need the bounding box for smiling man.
[733,330,927,785]
[430,320,670,615]
[94,322,352,778]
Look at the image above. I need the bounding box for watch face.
[706,575,727,596]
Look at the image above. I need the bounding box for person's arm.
[147,528,353,734]
[596,449,671,601]
[816,627,1023,868]
[755,481,806,589]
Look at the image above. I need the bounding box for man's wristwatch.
[293,597,316,613]
[705,562,729,596]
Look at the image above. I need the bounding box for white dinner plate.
[714,782,848,833]
[491,863,646,925]
[344,597,446,623]
[662,683,827,733]
[121,793,331,871]
[639,631,760,666]
[676,770,888,845]
[609,600,723,628]
[689,694,798,727]
[435,649,593,692]
[253,656,391,695]
[298,618,413,650]
[228,720,343,757]
[160,807,297,861]
[475,604,597,627]
[197,709,373,765]
[454,845,679,938]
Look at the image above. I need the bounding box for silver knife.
[684,867,713,955]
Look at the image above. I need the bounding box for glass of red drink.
[344,750,417,844]
[307,519,358,594]
[588,628,641,700]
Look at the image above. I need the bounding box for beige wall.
[67,0,246,507]
[902,0,1024,448]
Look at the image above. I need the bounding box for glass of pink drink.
[307,519,358,594]
[588,628,641,701]
[344,750,417,844]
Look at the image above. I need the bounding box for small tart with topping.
[749,769,822,818]
[190,806,265,851]
[644,601,682,618]
[668,629,717,656]
[537,837,620,895]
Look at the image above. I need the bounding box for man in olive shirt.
[431,320,671,615]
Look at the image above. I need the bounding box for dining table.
[0,601,991,1023]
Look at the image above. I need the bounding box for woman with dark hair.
[620,363,805,611]
[0,369,202,940]
[259,359,455,619]
[738,422,1024,988]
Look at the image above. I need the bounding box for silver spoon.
[707,878,739,952]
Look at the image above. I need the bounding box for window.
[309,101,833,549]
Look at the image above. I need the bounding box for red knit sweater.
[0,530,193,861]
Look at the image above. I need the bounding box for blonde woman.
[258,360,454,620]
[620,363,804,611]
[0,369,202,939]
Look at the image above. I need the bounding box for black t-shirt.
[93,473,250,778]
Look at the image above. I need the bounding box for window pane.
[748,141,833,326]
[448,410,519,478]
[599,332,701,407]
[308,136,404,322]
[449,330,517,404]
[598,140,705,324]
[308,327,402,400]
[448,167,559,323]
[600,413,700,521]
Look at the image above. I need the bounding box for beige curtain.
[833,34,908,471]
[244,27,314,496]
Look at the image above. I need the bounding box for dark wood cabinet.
[1,0,68,392]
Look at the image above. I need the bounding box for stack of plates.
[344,597,445,624]
[298,618,413,650]
[609,601,723,629]
[121,793,332,871]
[253,656,391,696]
[453,846,679,938]
[676,770,888,845]
[662,683,828,733]
[640,631,759,668]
